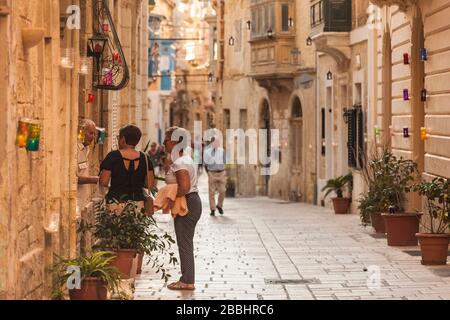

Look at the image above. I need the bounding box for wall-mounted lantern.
[306,36,313,46]
[246,20,252,30]
[208,72,214,83]
[88,32,108,71]
[228,36,235,46]
[267,28,274,39]
[420,48,428,61]
[403,89,410,101]
[421,88,428,102]
[403,127,410,138]
[327,70,333,80]
[403,53,410,65]
[288,17,294,28]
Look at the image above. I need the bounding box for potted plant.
[93,201,177,280]
[51,251,120,300]
[413,178,450,265]
[322,174,352,214]
[375,152,421,246]
[358,150,386,233]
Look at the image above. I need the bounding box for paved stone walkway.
[135,174,450,300]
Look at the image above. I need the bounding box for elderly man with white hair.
[77,119,99,218]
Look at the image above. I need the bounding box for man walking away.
[203,136,227,216]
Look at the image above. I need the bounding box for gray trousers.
[174,192,202,284]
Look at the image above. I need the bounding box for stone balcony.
[370,0,417,11]
[310,0,352,72]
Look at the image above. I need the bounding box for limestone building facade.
[0,0,149,299]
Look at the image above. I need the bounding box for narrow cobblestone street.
[135,173,450,300]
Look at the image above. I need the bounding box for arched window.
[291,97,303,169]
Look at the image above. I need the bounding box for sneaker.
[217,207,224,215]
[210,210,215,216]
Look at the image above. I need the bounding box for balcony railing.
[310,0,352,33]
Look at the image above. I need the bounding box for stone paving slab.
[134,174,450,300]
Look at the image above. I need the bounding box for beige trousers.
[207,171,227,210]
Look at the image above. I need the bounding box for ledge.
[370,0,417,11]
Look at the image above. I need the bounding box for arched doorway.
[259,99,271,196]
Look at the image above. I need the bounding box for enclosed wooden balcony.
[249,0,298,86]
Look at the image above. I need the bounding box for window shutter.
[347,108,357,167]
[356,106,364,169]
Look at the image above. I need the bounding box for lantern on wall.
[403,127,410,138]
[420,127,429,141]
[374,126,381,137]
[327,70,333,80]
[87,93,95,103]
[228,36,235,46]
[26,121,41,152]
[288,17,294,28]
[403,89,410,101]
[421,89,428,102]
[420,48,428,61]
[306,36,313,46]
[267,28,274,39]
[16,118,31,148]
[403,53,410,65]
[88,32,108,71]
[97,127,106,145]
[246,20,252,30]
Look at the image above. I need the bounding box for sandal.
[167,281,195,291]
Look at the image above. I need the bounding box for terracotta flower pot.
[382,213,422,246]
[136,253,144,275]
[69,277,107,300]
[416,233,450,265]
[331,197,351,214]
[111,249,138,279]
[370,212,385,234]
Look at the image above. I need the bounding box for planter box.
[331,197,350,214]
[111,249,138,279]
[416,233,450,265]
[370,212,385,234]
[69,277,107,300]
[382,213,422,246]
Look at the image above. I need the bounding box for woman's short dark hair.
[119,125,142,146]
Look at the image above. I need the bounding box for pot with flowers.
[413,178,450,265]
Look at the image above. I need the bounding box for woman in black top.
[99,125,155,211]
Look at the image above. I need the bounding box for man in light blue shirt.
[203,137,227,216]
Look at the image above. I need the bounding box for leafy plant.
[357,149,418,221]
[322,174,352,199]
[50,251,120,300]
[413,177,450,234]
[92,201,178,282]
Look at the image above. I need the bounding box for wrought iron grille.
[91,0,129,90]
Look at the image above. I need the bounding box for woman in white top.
[163,126,202,291]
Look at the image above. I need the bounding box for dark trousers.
[174,192,202,284]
